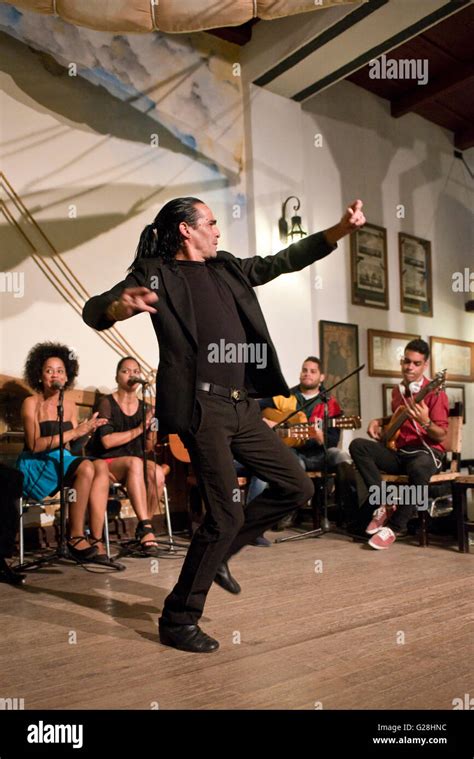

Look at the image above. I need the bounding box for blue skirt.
[17,449,84,501]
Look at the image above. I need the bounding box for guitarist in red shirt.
[350,339,448,549]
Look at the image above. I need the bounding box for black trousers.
[0,464,22,558]
[161,392,313,625]
[349,439,443,531]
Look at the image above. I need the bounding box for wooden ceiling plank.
[417,98,473,134]
[405,34,460,66]
[391,62,474,118]
[422,4,474,62]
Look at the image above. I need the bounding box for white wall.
[0,32,243,394]
[245,83,316,385]
[246,78,473,456]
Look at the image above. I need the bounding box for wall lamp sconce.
[278,196,307,243]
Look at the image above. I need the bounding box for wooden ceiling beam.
[207,19,258,46]
[455,125,474,150]
[391,62,474,118]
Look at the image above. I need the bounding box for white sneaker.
[368,527,396,550]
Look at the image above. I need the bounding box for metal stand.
[141,385,148,498]
[154,484,189,553]
[275,366,364,544]
[275,396,330,544]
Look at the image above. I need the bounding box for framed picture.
[319,320,360,417]
[350,222,389,310]
[445,384,466,424]
[368,329,421,378]
[430,336,474,382]
[382,384,397,418]
[399,233,433,316]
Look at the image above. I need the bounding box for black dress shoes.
[213,561,241,594]
[158,621,219,653]
[0,559,26,586]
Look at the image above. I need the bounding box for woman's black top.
[23,420,74,452]
[37,420,86,456]
[88,394,148,459]
[39,420,73,437]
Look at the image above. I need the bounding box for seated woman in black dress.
[17,342,112,564]
[88,356,166,556]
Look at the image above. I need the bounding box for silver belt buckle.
[231,388,240,401]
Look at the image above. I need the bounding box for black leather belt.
[196,381,247,401]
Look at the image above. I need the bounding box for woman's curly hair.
[23,342,79,392]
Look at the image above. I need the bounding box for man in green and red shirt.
[350,339,449,550]
[260,356,351,530]
[260,356,350,471]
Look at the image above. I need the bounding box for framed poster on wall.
[350,223,388,310]
[368,329,421,378]
[445,384,466,424]
[430,337,474,382]
[382,383,397,417]
[399,232,433,316]
[319,320,360,417]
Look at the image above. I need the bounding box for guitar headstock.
[432,369,447,393]
[335,415,362,430]
[315,416,362,430]
[287,424,318,440]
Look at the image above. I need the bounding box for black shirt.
[87,394,147,459]
[177,260,247,387]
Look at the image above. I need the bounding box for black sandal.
[135,520,160,557]
[67,536,98,562]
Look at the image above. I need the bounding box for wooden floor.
[1,530,473,710]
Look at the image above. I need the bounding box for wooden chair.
[106,462,177,549]
[168,434,248,535]
[380,406,463,547]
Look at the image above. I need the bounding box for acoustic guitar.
[381,370,447,450]
[262,407,362,448]
[168,433,191,463]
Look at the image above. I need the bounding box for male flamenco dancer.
[83,196,365,652]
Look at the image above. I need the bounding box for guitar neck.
[382,374,444,443]
[381,410,409,442]
[275,416,360,438]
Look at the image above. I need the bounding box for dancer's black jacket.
[82,233,336,434]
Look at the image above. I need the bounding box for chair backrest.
[445,415,462,454]
[445,404,463,472]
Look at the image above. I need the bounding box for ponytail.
[129,224,157,270]
[128,197,203,271]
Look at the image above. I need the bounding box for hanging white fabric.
[6,1,367,34]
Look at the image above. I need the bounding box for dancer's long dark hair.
[128,197,203,270]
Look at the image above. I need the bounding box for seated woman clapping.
[87,357,166,556]
[17,342,112,564]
